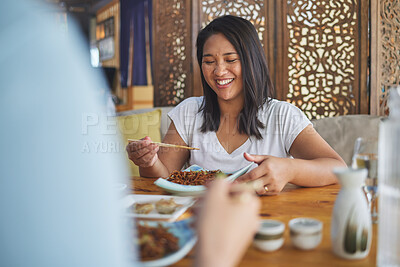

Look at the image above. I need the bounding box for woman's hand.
[127,122,190,178]
[234,152,293,195]
[125,136,159,168]
[235,126,345,192]
[196,179,260,267]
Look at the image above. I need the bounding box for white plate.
[122,195,195,222]
[138,218,197,267]
[154,162,255,196]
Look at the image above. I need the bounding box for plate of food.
[122,195,196,222]
[137,218,197,267]
[154,162,255,196]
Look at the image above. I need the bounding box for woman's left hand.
[234,152,293,195]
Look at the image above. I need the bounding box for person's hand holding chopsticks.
[126,136,160,168]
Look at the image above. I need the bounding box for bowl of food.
[154,163,254,196]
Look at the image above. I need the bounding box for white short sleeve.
[167,97,203,146]
[261,100,311,154]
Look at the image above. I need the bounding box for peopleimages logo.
[81,113,118,135]
[81,112,160,135]
[80,113,122,154]
[80,112,161,154]
[81,141,125,153]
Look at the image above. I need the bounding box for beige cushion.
[312,115,383,166]
[116,109,162,176]
[117,106,174,139]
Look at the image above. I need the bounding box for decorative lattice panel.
[153,0,191,106]
[380,0,400,115]
[286,0,358,119]
[201,0,265,42]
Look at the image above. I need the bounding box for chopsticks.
[127,139,200,150]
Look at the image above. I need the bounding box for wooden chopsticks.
[127,139,200,150]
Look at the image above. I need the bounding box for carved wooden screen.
[268,0,368,119]
[201,1,266,41]
[153,0,369,118]
[195,0,369,118]
[152,0,192,106]
[283,1,368,118]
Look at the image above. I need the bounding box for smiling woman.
[201,33,243,104]
[126,15,346,194]
[196,16,274,140]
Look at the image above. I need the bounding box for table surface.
[130,177,377,267]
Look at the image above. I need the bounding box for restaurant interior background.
[45,0,399,119]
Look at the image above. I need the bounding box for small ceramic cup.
[253,219,285,252]
[289,217,323,250]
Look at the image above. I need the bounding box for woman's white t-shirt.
[168,96,311,173]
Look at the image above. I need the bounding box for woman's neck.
[218,97,244,118]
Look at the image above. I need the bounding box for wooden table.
[131,177,377,266]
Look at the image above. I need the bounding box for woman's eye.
[202,61,215,64]
[227,59,238,63]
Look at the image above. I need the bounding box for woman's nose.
[214,63,228,76]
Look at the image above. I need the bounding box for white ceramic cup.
[253,219,285,252]
[289,217,323,250]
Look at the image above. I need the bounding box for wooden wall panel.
[374,0,400,115]
[370,0,381,115]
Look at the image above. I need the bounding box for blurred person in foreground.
[0,1,259,267]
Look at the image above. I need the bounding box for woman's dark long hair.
[196,15,275,139]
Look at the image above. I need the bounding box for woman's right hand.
[126,136,159,168]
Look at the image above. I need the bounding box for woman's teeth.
[216,78,233,85]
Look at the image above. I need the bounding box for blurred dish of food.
[137,223,179,260]
[136,219,197,266]
[135,203,154,214]
[122,195,195,222]
[155,198,183,214]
